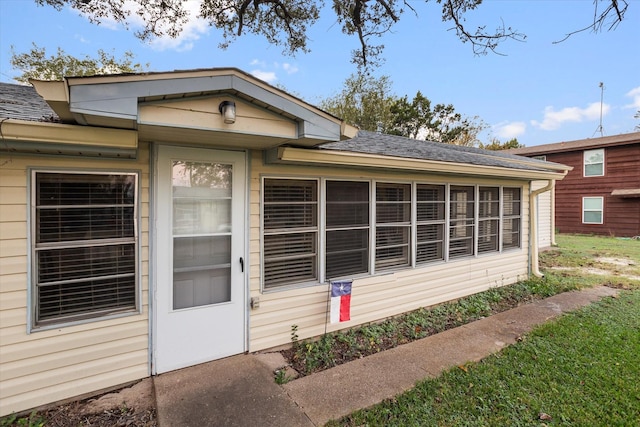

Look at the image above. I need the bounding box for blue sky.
[1,0,638,147]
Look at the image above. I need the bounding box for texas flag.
[330,280,352,323]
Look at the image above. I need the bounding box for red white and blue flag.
[330,280,352,323]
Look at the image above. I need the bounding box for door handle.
[240,257,244,273]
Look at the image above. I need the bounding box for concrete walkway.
[154,286,618,426]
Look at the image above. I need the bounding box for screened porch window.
[502,187,522,249]
[478,187,500,253]
[32,172,138,327]
[326,181,370,279]
[375,183,411,270]
[263,179,318,289]
[449,186,475,258]
[416,184,445,263]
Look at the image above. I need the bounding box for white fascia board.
[268,147,569,180]
[67,74,342,141]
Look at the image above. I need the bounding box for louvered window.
[449,186,474,258]
[263,179,318,289]
[502,187,521,249]
[478,187,500,253]
[416,184,445,263]
[33,172,138,327]
[375,183,411,270]
[326,181,370,279]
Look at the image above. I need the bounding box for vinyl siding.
[532,181,553,248]
[247,150,531,351]
[0,144,151,417]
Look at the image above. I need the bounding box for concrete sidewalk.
[154,286,618,426]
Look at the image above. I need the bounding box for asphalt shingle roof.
[0,82,58,122]
[321,130,557,172]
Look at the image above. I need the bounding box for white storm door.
[155,146,246,374]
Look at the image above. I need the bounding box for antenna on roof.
[593,82,605,138]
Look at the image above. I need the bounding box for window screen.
[449,186,475,258]
[375,183,411,270]
[326,181,370,279]
[416,184,445,263]
[502,187,521,249]
[478,187,500,253]
[263,179,318,288]
[33,172,138,326]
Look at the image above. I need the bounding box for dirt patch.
[596,257,636,266]
[2,379,156,427]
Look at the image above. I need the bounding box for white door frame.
[150,144,248,374]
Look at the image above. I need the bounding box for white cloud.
[250,70,277,83]
[250,59,267,67]
[248,61,299,84]
[282,63,299,74]
[74,34,90,44]
[531,102,610,131]
[624,86,640,109]
[493,121,526,139]
[78,0,209,52]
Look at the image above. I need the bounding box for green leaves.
[10,43,147,83]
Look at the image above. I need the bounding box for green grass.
[540,234,640,289]
[327,289,640,426]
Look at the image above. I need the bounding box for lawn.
[327,234,640,426]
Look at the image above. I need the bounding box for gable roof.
[321,130,568,173]
[0,82,58,122]
[30,68,357,147]
[508,132,640,156]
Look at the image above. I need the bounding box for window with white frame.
[478,187,500,253]
[449,186,475,258]
[584,149,604,177]
[416,184,445,263]
[32,171,138,327]
[582,197,603,224]
[325,180,370,279]
[375,182,411,270]
[502,187,521,249]
[263,179,318,289]
[261,179,524,291]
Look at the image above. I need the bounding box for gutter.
[529,179,555,277]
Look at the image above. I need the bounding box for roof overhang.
[30,68,357,149]
[266,147,569,180]
[611,188,640,198]
[0,119,137,158]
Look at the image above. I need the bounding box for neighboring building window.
[449,186,475,258]
[502,187,522,249]
[325,181,370,279]
[263,179,318,289]
[416,184,445,263]
[582,197,604,224]
[584,149,604,177]
[478,187,500,253]
[32,172,138,327]
[375,182,411,270]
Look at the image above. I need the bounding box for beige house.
[0,69,569,416]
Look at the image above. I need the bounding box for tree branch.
[554,0,628,43]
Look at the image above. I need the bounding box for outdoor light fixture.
[219,100,236,124]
